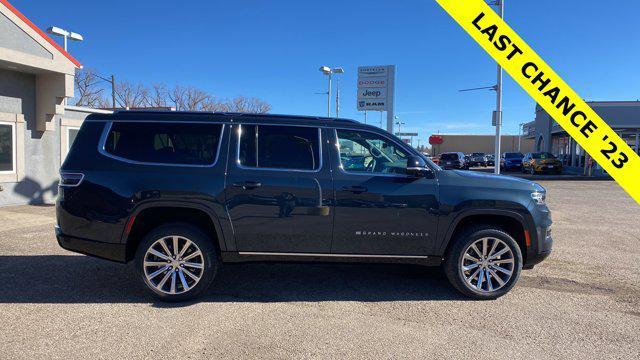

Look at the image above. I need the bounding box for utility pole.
[94,73,118,111]
[493,0,504,174]
[335,79,340,118]
[111,74,116,111]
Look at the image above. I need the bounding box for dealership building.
[524,102,640,172]
[0,0,110,206]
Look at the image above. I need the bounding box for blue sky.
[14,0,640,146]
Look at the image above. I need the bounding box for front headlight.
[531,191,546,205]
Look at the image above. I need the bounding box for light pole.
[319,66,344,117]
[46,26,83,51]
[518,122,524,152]
[493,0,504,174]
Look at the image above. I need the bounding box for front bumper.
[523,204,553,269]
[534,164,562,172]
[56,226,126,263]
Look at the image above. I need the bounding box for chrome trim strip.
[237,252,429,259]
[97,121,225,168]
[235,124,323,173]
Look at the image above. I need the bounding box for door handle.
[233,181,262,190]
[341,185,368,194]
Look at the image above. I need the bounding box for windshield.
[440,153,459,161]
[471,153,485,156]
[532,152,556,159]
[504,152,523,159]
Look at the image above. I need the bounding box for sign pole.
[493,0,504,174]
[386,65,396,133]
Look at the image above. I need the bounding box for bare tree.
[73,69,105,107]
[228,96,271,114]
[147,84,169,107]
[115,80,149,108]
[168,85,212,111]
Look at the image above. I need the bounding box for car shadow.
[0,255,466,304]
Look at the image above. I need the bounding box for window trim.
[333,127,425,178]
[235,123,323,173]
[0,121,16,174]
[98,121,225,168]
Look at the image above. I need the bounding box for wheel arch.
[122,201,227,263]
[439,208,535,262]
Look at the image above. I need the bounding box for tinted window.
[532,152,556,159]
[0,123,13,172]
[104,122,222,165]
[337,129,408,174]
[504,152,523,159]
[239,125,320,170]
[440,153,459,161]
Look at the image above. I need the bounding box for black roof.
[84,110,362,127]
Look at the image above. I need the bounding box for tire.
[443,226,523,300]
[135,223,218,302]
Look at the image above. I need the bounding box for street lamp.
[46,26,83,51]
[394,116,405,134]
[319,66,344,117]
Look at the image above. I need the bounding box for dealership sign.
[357,65,395,112]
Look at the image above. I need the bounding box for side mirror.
[406,155,433,177]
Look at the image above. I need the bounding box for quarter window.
[67,127,80,152]
[0,122,15,173]
[336,129,408,175]
[238,125,320,170]
[104,122,222,165]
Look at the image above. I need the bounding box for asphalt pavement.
[0,180,638,359]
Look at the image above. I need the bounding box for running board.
[221,251,442,266]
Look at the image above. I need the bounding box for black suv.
[56,111,552,301]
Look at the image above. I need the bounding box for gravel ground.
[0,180,638,359]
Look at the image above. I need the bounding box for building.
[525,101,640,172]
[430,134,534,156]
[0,0,110,205]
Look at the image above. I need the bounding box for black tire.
[443,226,523,300]
[135,223,218,302]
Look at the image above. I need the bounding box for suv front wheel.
[444,226,523,299]
[135,223,218,301]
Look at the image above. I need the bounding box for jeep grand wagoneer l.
[56,111,552,301]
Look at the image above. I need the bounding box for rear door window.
[103,122,223,165]
[238,124,321,171]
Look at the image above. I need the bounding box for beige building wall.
[431,135,535,155]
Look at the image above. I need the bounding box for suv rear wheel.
[444,226,523,299]
[135,223,218,301]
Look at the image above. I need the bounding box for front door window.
[336,129,408,175]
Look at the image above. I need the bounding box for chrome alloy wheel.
[143,235,204,295]
[461,237,515,292]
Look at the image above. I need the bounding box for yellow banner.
[435,0,640,205]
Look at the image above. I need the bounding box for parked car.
[56,111,552,301]
[430,154,440,166]
[469,152,487,167]
[484,154,495,166]
[522,152,562,174]
[500,152,524,171]
[440,152,468,170]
